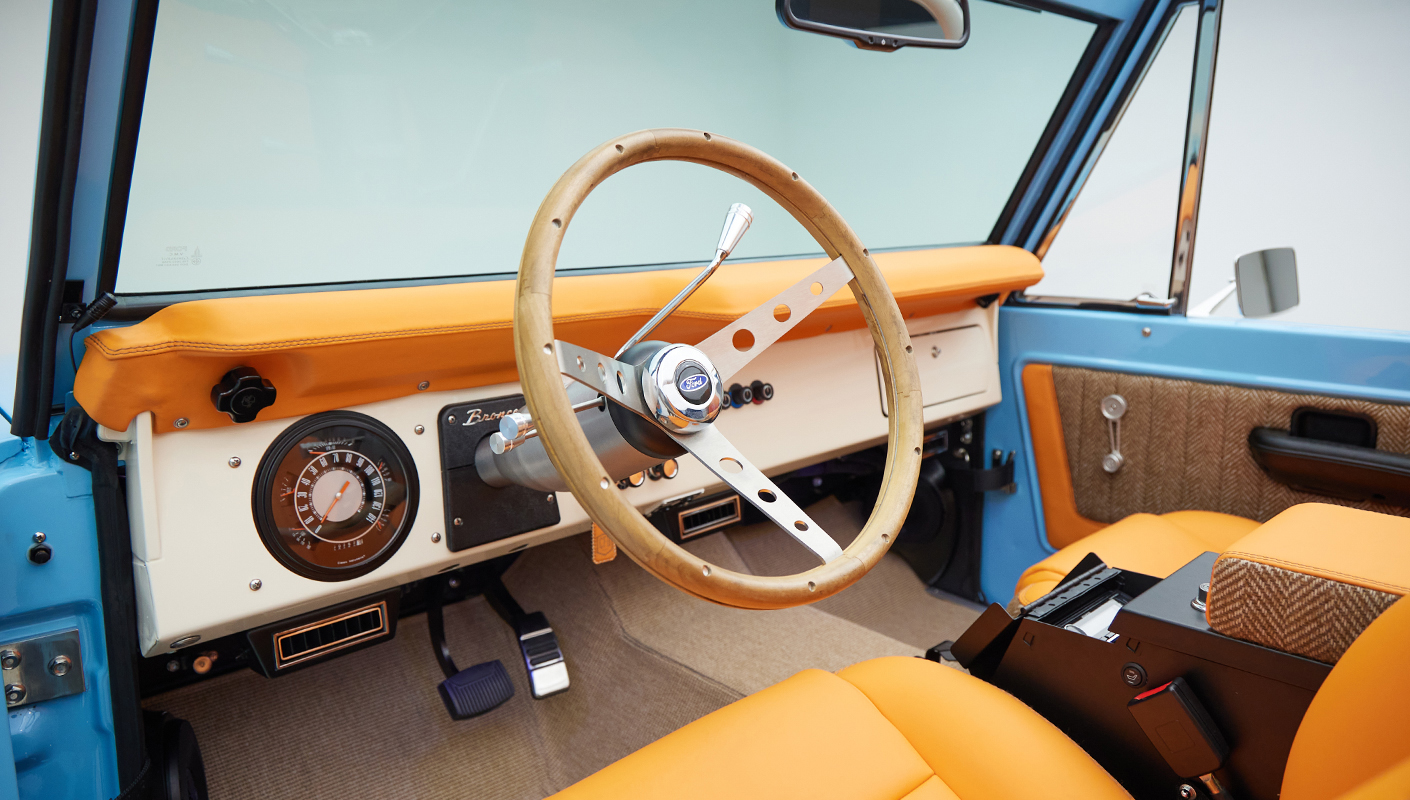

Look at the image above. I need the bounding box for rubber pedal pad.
[437,659,515,720]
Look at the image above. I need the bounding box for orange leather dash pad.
[76,245,1041,433]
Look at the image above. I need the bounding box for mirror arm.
[1187,279,1237,317]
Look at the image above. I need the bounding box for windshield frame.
[94,0,1116,318]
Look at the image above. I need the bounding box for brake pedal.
[426,574,515,720]
[515,612,569,699]
[437,659,515,721]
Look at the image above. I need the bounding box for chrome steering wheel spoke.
[693,256,854,383]
[553,340,652,420]
[668,425,844,564]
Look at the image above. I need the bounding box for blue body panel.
[980,305,1410,603]
[0,436,119,800]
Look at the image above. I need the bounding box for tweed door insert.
[1051,366,1410,524]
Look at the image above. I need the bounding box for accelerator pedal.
[515,612,569,699]
[437,660,515,721]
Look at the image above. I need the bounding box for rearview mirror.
[777,0,969,51]
[1235,247,1300,317]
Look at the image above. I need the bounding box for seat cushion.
[1013,511,1259,607]
[550,656,1130,800]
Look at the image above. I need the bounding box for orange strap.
[591,523,618,564]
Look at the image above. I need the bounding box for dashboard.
[97,304,1002,657]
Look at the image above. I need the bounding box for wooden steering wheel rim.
[514,128,923,610]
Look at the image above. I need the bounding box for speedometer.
[253,411,419,581]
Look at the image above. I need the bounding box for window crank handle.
[1101,394,1127,473]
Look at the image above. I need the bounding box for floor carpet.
[146,500,979,799]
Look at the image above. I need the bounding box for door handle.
[1248,427,1410,508]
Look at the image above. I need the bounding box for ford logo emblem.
[679,373,709,393]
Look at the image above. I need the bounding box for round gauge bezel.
[252,410,420,582]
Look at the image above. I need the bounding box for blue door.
[979,0,1410,603]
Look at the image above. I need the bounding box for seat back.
[1282,596,1410,800]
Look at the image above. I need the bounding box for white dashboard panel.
[111,305,1000,656]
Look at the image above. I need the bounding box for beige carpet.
[590,533,922,695]
[727,497,983,650]
[146,499,979,799]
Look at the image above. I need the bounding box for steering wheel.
[514,129,923,609]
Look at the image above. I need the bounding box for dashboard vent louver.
[678,496,742,540]
[274,601,388,670]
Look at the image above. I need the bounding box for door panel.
[981,306,1410,603]
[1021,364,1105,549]
[1048,365,1410,525]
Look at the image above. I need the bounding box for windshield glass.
[115,0,1095,294]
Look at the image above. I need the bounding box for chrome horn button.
[641,344,724,433]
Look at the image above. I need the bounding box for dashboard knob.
[211,367,277,423]
[749,380,774,403]
[728,383,753,407]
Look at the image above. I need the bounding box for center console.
[953,553,1331,800]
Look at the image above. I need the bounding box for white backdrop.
[1190,0,1410,332]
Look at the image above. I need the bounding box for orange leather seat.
[1279,594,1410,799]
[1012,510,1260,607]
[551,655,1132,800]
[549,598,1410,800]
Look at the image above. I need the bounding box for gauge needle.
[316,480,352,531]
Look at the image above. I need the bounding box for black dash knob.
[728,383,753,408]
[749,380,774,404]
[211,367,277,423]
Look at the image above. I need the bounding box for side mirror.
[777,0,969,52]
[1235,247,1300,317]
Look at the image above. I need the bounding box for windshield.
[114,0,1095,295]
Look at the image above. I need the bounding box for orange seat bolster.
[836,658,1131,800]
[1013,511,1258,607]
[1281,597,1410,800]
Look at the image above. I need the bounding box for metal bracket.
[949,449,1017,494]
[2,629,85,709]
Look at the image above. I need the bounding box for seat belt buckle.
[1127,677,1229,780]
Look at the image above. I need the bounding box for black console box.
[953,553,1331,800]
